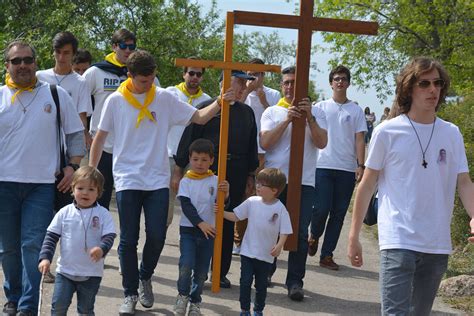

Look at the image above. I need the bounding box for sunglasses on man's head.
[416,79,445,89]
[8,57,35,65]
[118,42,136,50]
[187,71,203,78]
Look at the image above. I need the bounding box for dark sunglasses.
[8,57,35,65]
[187,71,203,78]
[118,42,136,50]
[416,79,445,89]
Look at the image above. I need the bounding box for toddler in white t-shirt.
[38,166,116,315]
[224,168,293,316]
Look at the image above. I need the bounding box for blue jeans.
[0,182,54,313]
[97,151,113,210]
[51,273,101,315]
[284,185,315,289]
[311,168,355,259]
[240,255,272,312]
[380,249,448,316]
[116,189,169,296]
[177,228,214,303]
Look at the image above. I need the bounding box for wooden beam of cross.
[175,12,281,293]
[233,2,378,250]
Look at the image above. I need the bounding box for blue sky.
[199,0,392,118]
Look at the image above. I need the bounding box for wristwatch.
[67,163,80,171]
[357,164,365,170]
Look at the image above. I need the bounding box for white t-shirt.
[245,86,281,154]
[366,115,468,254]
[98,88,197,191]
[47,203,116,277]
[36,68,92,116]
[0,82,84,183]
[165,86,211,157]
[177,175,217,227]
[315,99,367,172]
[234,196,293,263]
[260,105,327,187]
[83,66,127,153]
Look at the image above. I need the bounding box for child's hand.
[197,222,216,239]
[218,180,230,197]
[89,247,104,262]
[270,244,283,257]
[38,259,51,275]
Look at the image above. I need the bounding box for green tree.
[313,0,474,99]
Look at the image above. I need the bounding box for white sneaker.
[138,278,154,308]
[173,294,189,315]
[232,246,241,255]
[119,295,138,315]
[188,302,202,316]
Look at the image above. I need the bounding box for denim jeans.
[311,168,355,259]
[0,182,54,314]
[284,185,315,289]
[97,151,113,210]
[177,228,214,303]
[116,188,169,296]
[240,255,272,312]
[51,273,101,316]
[380,249,448,316]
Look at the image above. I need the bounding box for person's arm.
[299,99,327,149]
[89,130,108,168]
[57,131,85,192]
[457,172,474,243]
[271,234,289,257]
[99,233,117,257]
[260,106,301,150]
[355,131,366,181]
[347,167,379,267]
[179,196,205,226]
[223,211,239,222]
[79,112,92,149]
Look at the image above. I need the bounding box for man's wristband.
[67,163,80,171]
[357,164,365,170]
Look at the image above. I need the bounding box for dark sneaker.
[43,270,56,283]
[119,295,138,315]
[307,236,319,257]
[16,310,34,316]
[288,285,304,301]
[220,276,231,288]
[239,311,250,316]
[2,302,17,315]
[319,256,340,270]
[138,278,154,308]
[173,294,189,315]
[188,302,202,316]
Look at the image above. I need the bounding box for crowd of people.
[1,27,473,316]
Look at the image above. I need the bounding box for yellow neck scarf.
[105,52,126,67]
[175,82,203,104]
[5,73,37,104]
[276,97,291,109]
[184,169,214,180]
[117,78,157,128]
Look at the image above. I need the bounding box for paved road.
[1,199,463,315]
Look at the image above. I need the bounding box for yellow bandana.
[5,73,37,104]
[117,78,156,128]
[175,82,203,104]
[276,97,291,109]
[184,169,214,180]
[105,52,126,67]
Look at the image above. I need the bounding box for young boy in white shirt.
[224,168,293,316]
[173,139,229,316]
[38,166,116,315]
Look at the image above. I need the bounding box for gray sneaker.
[173,294,189,315]
[188,302,202,316]
[138,278,154,308]
[119,295,138,315]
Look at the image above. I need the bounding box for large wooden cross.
[175,12,280,293]
[233,1,378,250]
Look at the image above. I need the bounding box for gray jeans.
[380,249,448,316]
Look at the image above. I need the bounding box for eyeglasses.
[118,42,136,50]
[416,79,445,89]
[187,71,203,78]
[332,77,348,83]
[282,80,295,87]
[8,57,35,65]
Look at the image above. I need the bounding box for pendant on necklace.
[22,108,26,114]
[422,160,428,168]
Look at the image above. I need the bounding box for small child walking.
[173,139,229,316]
[38,166,116,315]
[224,168,292,316]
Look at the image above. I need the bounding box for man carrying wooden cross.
[260,66,327,301]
